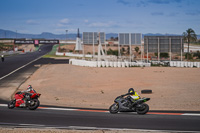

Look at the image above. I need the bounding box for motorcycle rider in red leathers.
[20,85,36,107]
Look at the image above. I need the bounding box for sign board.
[14,39,59,44]
[144,36,183,53]
[14,40,34,44]
[39,40,59,44]
[34,40,39,45]
[83,32,105,44]
[119,33,142,45]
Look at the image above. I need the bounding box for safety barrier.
[170,61,200,68]
[69,59,151,68]
[56,52,93,58]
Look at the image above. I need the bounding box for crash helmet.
[128,88,135,94]
[27,85,32,91]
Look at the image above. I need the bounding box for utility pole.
[16,30,17,39]
[66,30,68,41]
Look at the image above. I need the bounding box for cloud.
[147,0,183,4]
[55,28,77,34]
[84,19,89,23]
[26,20,40,25]
[57,18,70,27]
[151,12,164,16]
[88,21,118,28]
[117,0,131,5]
[117,0,183,6]
[60,18,70,24]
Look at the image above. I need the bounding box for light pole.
[66,30,68,42]
[14,30,17,51]
[16,30,17,39]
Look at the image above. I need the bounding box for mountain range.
[0,29,199,40]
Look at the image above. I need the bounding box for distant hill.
[0,29,199,40]
[0,29,77,40]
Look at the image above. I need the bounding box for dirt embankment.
[19,64,200,111]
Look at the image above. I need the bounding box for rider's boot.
[19,102,26,107]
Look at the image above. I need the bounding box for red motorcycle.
[8,90,41,110]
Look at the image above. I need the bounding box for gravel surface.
[18,64,200,111]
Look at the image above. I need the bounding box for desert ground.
[18,62,200,111]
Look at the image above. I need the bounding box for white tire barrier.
[194,62,197,67]
[197,62,200,68]
[106,61,109,67]
[114,62,117,67]
[170,61,174,67]
[177,62,181,67]
[97,61,101,67]
[187,62,191,67]
[118,62,121,67]
[70,59,152,68]
[122,62,125,67]
[180,62,184,67]
[184,62,188,67]
[109,62,114,67]
[70,59,199,68]
[125,62,129,67]
[169,61,200,68]
[190,62,194,68]
[102,61,106,67]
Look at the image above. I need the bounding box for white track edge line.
[0,123,199,133]
[182,113,200,116]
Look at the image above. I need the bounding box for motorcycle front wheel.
[136,103,149,115]
[28,99,39,110]
[8,100,15,109]
[109,103,119,114]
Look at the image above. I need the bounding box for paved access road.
[0,105,200,132]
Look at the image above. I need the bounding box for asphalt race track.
[0,44,53,78]
[0,45,200,132]
[0,105,200,132]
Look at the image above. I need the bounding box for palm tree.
[135,47,139,53]
[183,28,197,54]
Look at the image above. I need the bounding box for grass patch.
[44,44,65,57]
[42,54,66,58]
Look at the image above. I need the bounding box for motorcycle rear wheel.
[8,100,15,109]
[136,103,149,115]
[109,103,119,114]
[28,99,39,110]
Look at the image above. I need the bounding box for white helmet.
[27,85,32,91]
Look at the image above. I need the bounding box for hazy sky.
[0,0,199,34]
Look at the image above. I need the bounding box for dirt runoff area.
[18,63,200,111]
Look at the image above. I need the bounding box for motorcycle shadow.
[8,107,40,111]
[112,111,151,116]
